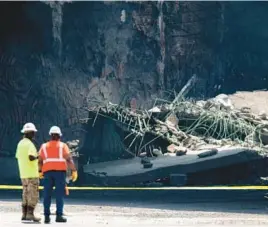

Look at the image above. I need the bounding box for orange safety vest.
[40,141,67,173]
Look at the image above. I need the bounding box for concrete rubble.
[72,92,268,186]
[85,93,268,159]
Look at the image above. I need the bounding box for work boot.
[56,215,67,223]
[21,205,27,221]
[44,216,51,224]
[26,206,41,222]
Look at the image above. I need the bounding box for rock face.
[1,1,268,157]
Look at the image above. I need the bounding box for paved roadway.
[1,189,268,226]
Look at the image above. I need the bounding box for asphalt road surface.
[1,189,268,226]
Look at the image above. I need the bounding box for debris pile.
[66,139,80,157]
[86,93,268,159]
[66,139,80,183]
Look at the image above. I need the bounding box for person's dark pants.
[43,171,66,217]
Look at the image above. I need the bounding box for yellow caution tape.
[0,185,268,190]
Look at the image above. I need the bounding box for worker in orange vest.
[38,126,78,224]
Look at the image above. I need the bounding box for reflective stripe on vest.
[42,142,66,164]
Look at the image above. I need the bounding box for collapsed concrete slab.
[83,147,264,186]
[79,92,268,186]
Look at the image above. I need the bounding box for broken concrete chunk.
[198,148,218,158]
[213,94,234,110]
[204,100,217,110]
[141,157,151,164]
[167,144,178,153]
[167,144,187,154]
[139,152,147,158]
[66,139,79,148]
[164,153,176,157]
[152,148,163,157]
[204,94,234,111]
[165,113,179,127]
[66,139,80,156]
[176,150,187,156]
[196,100,206,108]
[241,106,251,113]
[161,125,168,133]
[259,111,267,120]
[148,106,161,113]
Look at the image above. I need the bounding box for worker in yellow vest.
[15,123,41,223]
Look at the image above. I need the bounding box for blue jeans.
[43,171,66,216]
